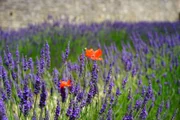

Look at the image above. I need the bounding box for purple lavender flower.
[62,42,70,63]
[86,85,94,104]
[11,71,17,81]
[79,53,85,77]
[134,99,142,111]
[4,78,11,99]
[65,42,70,61]
[156,101,164,119]
[146,84,153,99]
[105,63,113,84]
[28,57,34,72]
[132,66,138,77]
[61,52,65,63]
[22,56,28,71]
[2,67,7,81]
[106,106,112,120]
[60,88,67,103]
[54,100,60,120]
[0,99,8,120]
[34,75,41,95]
[108,79,114,94]
[66,100,74,117]
[0,56,3,66]
[39,82,47,109]
[139,106,148,120]
[91,61,98,84]
[80,98,86,109]
[77,91,84,102]
[110,95,115,105]
[15,46,20,65]
[70,101,81,120]
[161,60,166,67]
[138,79,142,87]
[74,83,80,96]
[125,60,132,71]
[3,51,9,67]
[1,91,7,101]
[122,76,128,89]
[40,48,45,74]
[99,100,107,114]
[123,113,133,120]
[52,68,59,88]
[116,87,121,96]
[22,84,32,116]
[45,42,51,68]
[7,52,14,69]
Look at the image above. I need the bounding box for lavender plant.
[0,21,180,120]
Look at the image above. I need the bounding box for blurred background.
[0,0,180,30]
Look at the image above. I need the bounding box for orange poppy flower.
[85,48,102,60]
[60,80,72,88]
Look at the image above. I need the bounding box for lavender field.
[0,21,180,120]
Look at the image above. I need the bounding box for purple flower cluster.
[0,22,180,120]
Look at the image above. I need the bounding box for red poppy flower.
[60,80,72,88]
[85,48,102,61]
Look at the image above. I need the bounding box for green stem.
[39,108,44,120]
[33,95,38,115]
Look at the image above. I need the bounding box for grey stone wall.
[0,0,180,29]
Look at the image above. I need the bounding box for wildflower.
[45,42,51,68]
[66,100,74,117]
[85,48,102,60]
[34,75,41,95]
[80,98,87,109]
[54,100,60,120]
[123,113,133,120]
[40,48,45,74]
[134,99,142,111]
[0,99,8,120]
[77,91,84,102]
[106,106,112,120]
[86,83,95,104]
[156,101,164,119]
[99,99,107,114]
[139,106,148,120]
[62,42,70,63]
[79,53,85,77]
[116,87,121,96]
[39,82,47,109]
[71,102,81,119]
[28,57,34,72]
[122,76,128,89]
[21,84,32,117]
[15,46,20,65]
[22,56,28,71]
[60,80,72,88]
[60,87,67,103]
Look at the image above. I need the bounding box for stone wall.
[0,0,180,29]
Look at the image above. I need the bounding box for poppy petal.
[95,49,102,57]
[85,49,94,57]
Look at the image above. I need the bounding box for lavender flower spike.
[39,82,47,109]
[54,100,60,120]
[0,99,8,120]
